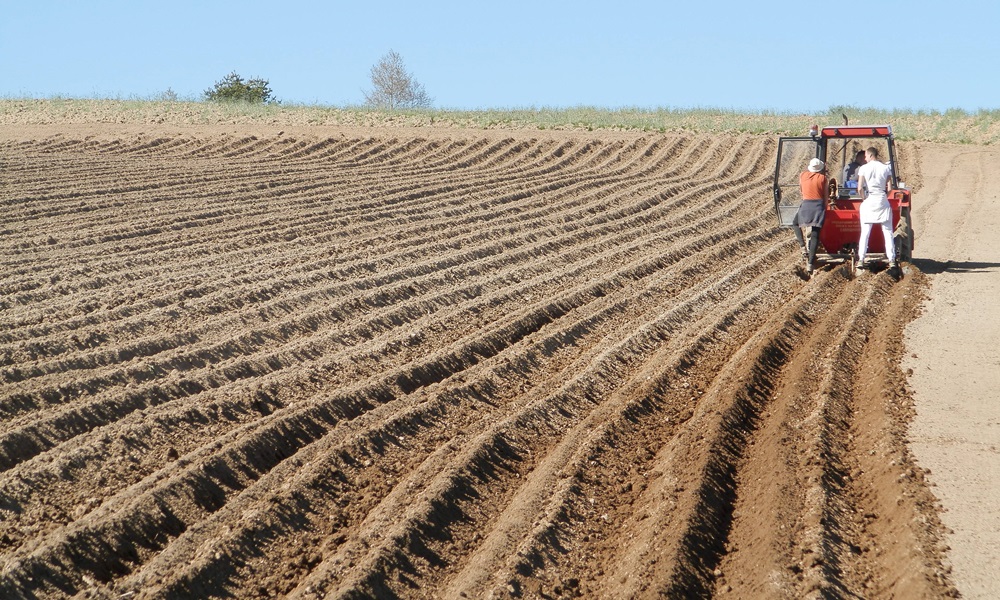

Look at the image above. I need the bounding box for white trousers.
[858,221,896,264]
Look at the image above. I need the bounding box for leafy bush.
[204,72,277,104]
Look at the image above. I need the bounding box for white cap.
[808,158,825,173]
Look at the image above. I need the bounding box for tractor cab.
[773,124,913,266]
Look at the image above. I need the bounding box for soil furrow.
[0,126,947,600]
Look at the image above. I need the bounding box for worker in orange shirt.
[793,157,828,276]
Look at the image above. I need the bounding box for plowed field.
[1,126,954,598]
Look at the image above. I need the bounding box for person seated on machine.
[841,150,866,194]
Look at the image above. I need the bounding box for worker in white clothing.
[855,146,896,272]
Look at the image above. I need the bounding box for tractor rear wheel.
[894,208,914,262]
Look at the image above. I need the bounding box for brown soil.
[0,124,957,598]
[903,143,1000,599]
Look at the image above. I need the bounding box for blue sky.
[2,1,997,112]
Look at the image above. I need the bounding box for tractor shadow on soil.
[910,258,1000,275]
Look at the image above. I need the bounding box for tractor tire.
[894,207,914,262]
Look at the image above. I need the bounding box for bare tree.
[364,50,432,110]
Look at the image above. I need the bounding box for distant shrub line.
[1,98,998,145]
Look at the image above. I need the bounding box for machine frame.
[772,124,913,269]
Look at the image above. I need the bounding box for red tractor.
[772,124,913,272]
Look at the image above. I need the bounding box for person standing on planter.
[855,146,896,272]
[794,157,828,276]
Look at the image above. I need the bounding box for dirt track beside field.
[0,125,959,598]
[904,142,1000,599]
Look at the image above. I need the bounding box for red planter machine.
[773,124,913,268]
